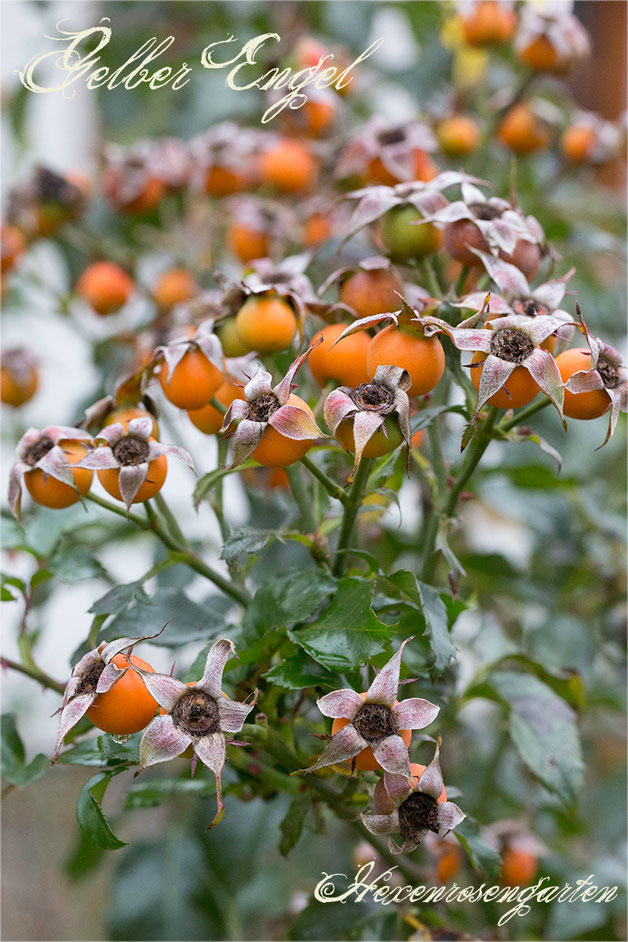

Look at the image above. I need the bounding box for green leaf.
[455,816,501,881]
[1,572,25,595]
[279,794,310,856]
[29,569,53,590]
[89,580,153,616]
[264,649,337,690]
[1,585,17,601]
[124,777,216,810]
[100,587,224,646]
[76,772,127,850]
[65,826,107,881]
[381,571,457,673]
[489,672,584,805]
[0,714,49,788]
[290,577,394,671]
[221,527,279,569]
[241,569,336,642]
[48,537,108,583]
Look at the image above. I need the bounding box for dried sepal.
[361,739,465,855]
[423,310,569,422]
[133,638,257,828]
[324,364,413,479]
[564,314,627,447]
[76,417,193,511]
[300,639,439,778]
[342,171,483,241]
[53,630,164,759]
[220,347,326,468]
[8,425,92,520]
[152,319,223,379]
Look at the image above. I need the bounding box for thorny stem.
[1,656,65,695]
[85,493,251,606]
[286,464,317,533]
[300,454,347,504]
[333,458,373,577]
[421,407,499,582]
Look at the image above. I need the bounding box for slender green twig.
[444,407,499,515]
[153,491,187,545]
[421,407,499,581]
[454,265,470,298]
[500,397,551,432]
[300,454,347,504]
[286,464,316,533]
[333,458,372,577]
[422,258,443,299]
[1,656,65,695]
[212,439,231,547]
[85,493,250,606]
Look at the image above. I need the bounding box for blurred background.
[1,2,626,940]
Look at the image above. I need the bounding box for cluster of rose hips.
[6,161,626,526]
[54,627,465,853]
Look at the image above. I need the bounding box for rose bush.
[1,3,626,940]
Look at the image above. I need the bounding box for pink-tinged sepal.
[154,320,224,379]
[472,250,530,297]
[372,734,413,776]
[350,409,385,473]
[119,463,150,508]
[8,463,27,520]
[221,398,249,433]
[360,810,400,835]
[137,715,191,772]
[389,836,424,855]
[244,366,274,401]
[75,448,119,471]
[193,732,226,827]
[453,291,512,315]
[134,672,188,712]
[53,693,95,759]
[334,311,398,346]
[366,637,412,706]
[373,775,396,814]
[438,801,466,836]
[533,268,576,310]
[126,416,155,440]
[316,688,364,720]
[525,348,565,421]
[324,388,356,434]
[416,739,445,800]
[198,638,237,698]
[268,404,324,441]
[564,370,604,395]
[392,698,440,730]
[274,340,321,404]
[228,420,267,468]
[218,695,257,734]
[95,662,127,694]
[382,771,413,804]
[476,355,516,411]
[304,723,366,771]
